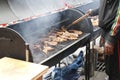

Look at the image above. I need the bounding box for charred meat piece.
[43,49,48,54]
[53,36,67,42]
[33,44,41,51]
[43,45,54,54]
[68,36,78,40]
[44,41,58,46]
[69,30,83,35]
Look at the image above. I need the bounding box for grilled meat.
[69,30,83,35]
[43,45,54,54]
[53,37,67,42]
[44,41,58,46]
[33,27,83,54]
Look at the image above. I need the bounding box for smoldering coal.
[8,12,61,44]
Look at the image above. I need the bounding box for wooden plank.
[0,57,49,80]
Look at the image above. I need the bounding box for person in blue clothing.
[88,0,120,80]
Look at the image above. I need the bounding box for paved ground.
[78,71,108,80]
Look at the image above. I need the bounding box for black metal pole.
[85,41,90,80]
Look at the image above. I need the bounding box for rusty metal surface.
[0,28,33,61]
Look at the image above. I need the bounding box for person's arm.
[107,2,120,43]
[86,8,99,16]
[105,2,120,55]
[90,8,99,16]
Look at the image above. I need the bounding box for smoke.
[7,0,94,44]
[9,12,61,44]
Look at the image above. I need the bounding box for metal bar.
[85,41,90,80]
[25,43,29,62]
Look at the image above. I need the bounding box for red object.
[23,17,31,21]
[62,0,71,9]
[0,23,8,27]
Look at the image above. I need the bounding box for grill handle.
[66,13,89,28]
[25,43,29,62]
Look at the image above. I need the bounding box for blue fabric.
[52,51,84,80]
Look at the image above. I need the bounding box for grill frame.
[7,8,93,67]
[40,33,90,67]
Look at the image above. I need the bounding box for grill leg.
[85,42,90,80]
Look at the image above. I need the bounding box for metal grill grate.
[96,61,105,72]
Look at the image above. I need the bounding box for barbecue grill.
[6,8,92,67]
[0,0,101,80]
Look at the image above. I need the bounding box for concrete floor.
[78,71,108,80]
